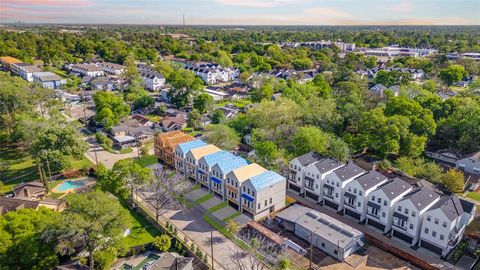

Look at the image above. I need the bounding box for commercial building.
[32,72,66,89]
[11,63,42,82]
[276,204,365,261]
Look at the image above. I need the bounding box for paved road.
[83,136,151,169]
[136,191,258,270]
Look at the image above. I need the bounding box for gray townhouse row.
[287,152,476,257]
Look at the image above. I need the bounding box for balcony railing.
[392,223,407,231]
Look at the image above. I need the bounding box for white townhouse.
[225,163,267,211]
[343,171,389,221]
[184,144,221,180]
[96,62,125,75]
[69,63,105,77]
[456,151,480,176]
[139,68,165,91]
[287,152,323,195]
[303,158,345,202]
[365,178,413,233]
[419,196,476,256]
[241,170,286,220]
[197,150,234,189]
[11,63,41,82]
[390,187,441,246]
[322,163,365,211]
[174,140,207,175]
[210,155,248,200]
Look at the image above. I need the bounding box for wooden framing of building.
[154,130,194,167]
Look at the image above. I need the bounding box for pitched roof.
[177,139,207,154]
[333,163,365,181]
[200,150,232,167]
[354,170,388,191]
[188,144,221,160]
[0,56,22,64]
[314,158,344,174]
[214,155,249,174]
[249,170,285,191]
[401,187,441,211]
[33,72,63,82]
[378,178,411,200]
[430,195,464,221]
[295,151,323,167]
[230,163,267,183]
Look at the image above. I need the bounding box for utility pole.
[210,230,214,270]
[309,231,313,270]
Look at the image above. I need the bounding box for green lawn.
[208,201,227,213]
[119,147,134,154]
[195,193,213,204]
[145,114,162,122]
[0,146,93,194]
[223,212,241,222]
[466,192,480,202]
[215,98,252,109]
[134,155,157,167]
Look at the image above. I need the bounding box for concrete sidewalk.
[287,191,456,270]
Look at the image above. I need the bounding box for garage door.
[306,191,319,201]
[324,199,338,210]
[345,208,361,220]
[367,218,385,231]
[393,230,413,244]
[289,183,301,193]
[420,240,443,255]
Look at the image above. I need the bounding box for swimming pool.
[56,180,86,191]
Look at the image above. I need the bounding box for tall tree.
[439,65,467,86]
[203,124,240,151]
[193,93,214,114]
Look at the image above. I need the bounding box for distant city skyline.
[1,0,479,25]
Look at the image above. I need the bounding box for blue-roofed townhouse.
[242,170,286,220]
[225,163,267,213]
[197,151,233,189]
[210,155,248,200]
[184,144,221,179]
[174,140,207,175]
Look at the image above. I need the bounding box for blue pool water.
[57,180,86,191]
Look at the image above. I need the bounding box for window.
[427,215,431,222]
[321,243,325,248]
[336,182,339,187]
[442,221,447,228]
[359,191,362,196]
[383,200,387,206]
[354,188,357,194]
[424,228,429,234]
[270,198,272,204]
[258,203,261,209]
[412,212,416,217]
[335,193,339,198]
[333,250,338,255]
[432,231,437,237]
[316,185,318,189]
[348,187,352,192]
[264,200,267,207]
[398,206,402,212]
[434,218,439,225]
[440,235,444,240]
[243,187,245,192]
[404,208,409,215]
[409,224,414,229]
[377,198,381,203]
[372,196,375,201]
[382,212,386,218]
[357,202,361,207]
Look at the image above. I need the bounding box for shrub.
[93,248,117,270]
[153,234,172,252]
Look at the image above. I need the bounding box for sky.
[1,0,479,25]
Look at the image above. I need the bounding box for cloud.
[382,1,414,13]
[3,0,92,7]
[212,0,305,8]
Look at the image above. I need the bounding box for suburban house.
[390,187,441,246]
[287,151,324,195]
[343,171,389,221]
[11,63,42,82]
[240,170,286,220]
[419,196,476,256]
[457,151,480,175]
[358,67,425,81]
[160,117,187,132]
[0,197,67,215]
[109,120,154,149]
[147,252,193,270]
[184,144,221,179]
[322,163,366,211]
[226,163,267,211]
[131,114,154,127]
[82,76,115,91]
[365,178,413,233]
[210,155,249,200]
[68,63,105,77]
[96,62,125,75]
[197,150,234,189]
[32,72,66,89]
[369,84,400,97]
[276,204,365,261]
[302,157,345,203]
[174,140,208,175]
[13,181,46,200]
[154,130,194,167]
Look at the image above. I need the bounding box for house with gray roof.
[419,196,476,256]
[322,163,365,211]
[287,151,324,195]
[365,178,413,233]
[390,187,441,246]
[302,158,345,202]
[343,170,389,221]
[457,151,480,176]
